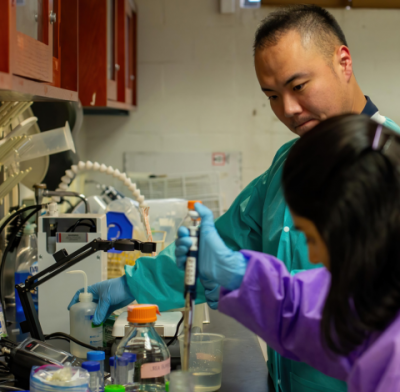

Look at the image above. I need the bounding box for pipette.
[182,202,202,371]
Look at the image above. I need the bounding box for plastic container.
[87,351,105,391]
[115,304,171,391]
[82,361,101,392]
[67,270,103,358]
[14,223,38,312]
[3,121,75,166]
[109,357,115,384]
[30,365,89,392]
[115,356,129,385]
[178,333,225,392]
[122,353,136,385]
[169,371,195,392]
[145,199,188,248]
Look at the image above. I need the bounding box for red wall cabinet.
[79,0,137,110]
[0,0,78,102]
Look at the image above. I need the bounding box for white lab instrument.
[38,213,107,335]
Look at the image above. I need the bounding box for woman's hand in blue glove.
[68,275,135,325]
[175,203,248,291]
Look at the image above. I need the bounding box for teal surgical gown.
[125,100,400,392]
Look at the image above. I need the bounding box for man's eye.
[293,83,305,92]
[268,95,278,101]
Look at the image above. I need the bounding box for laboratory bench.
[203,309,272,392]
[3,306,272,391]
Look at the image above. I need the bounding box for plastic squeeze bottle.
[68,270,103,358]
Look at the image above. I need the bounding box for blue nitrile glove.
[68,275,135,325]
[175,203,248,291]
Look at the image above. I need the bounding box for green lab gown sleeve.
[125,243,207,312]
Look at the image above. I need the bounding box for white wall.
[79,1,400,193]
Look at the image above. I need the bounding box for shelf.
[0,72,78,102]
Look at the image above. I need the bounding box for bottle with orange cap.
[115,304,171,391]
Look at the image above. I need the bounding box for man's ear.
[336,45,353,83]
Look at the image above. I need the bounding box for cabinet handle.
[115,64,120,71]
[49,10,57,24]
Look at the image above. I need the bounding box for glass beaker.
[178,333,225,392]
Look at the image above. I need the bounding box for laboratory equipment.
[30,364,89,392]
[37,212,108,335]
[16,235,156,341]
[169,371,195,392]
[115,304,171,391]
[182,201,202,371]
[178,333,225,392]
[87,351,105,391]
[53,160,147,207]
[2,121,75,167]
[68,270,103,358]
[14,223,38,313]
[82,361,101,392]
[1,337,81,388]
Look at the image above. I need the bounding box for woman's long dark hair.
[282,114,400,355]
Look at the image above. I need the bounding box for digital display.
[31,344,68,363]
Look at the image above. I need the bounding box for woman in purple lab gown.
[176,114,400,392]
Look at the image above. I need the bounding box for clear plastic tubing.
[82,361,101,392]
[109,357,115,384]
[122,353,137,384]
[116,356,129,385]
[87,351,105,391]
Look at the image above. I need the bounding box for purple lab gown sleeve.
[218,250,400,392]
[218,250,351,380]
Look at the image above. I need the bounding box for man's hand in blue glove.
[68,275,135,325]
[175,203,248,291]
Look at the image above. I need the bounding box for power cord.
[66,219,96,233]
[166,315,183,347]
[44,332,110,355]
[0,205,44,324]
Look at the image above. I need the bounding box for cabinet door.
[124,0,133,106]
[12,0,54,82]
[107,0,118,101]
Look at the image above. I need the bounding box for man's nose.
[283,94,302,118]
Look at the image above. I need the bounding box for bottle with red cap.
[115,304,171,391]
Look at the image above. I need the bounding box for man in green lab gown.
[70,5,400,392]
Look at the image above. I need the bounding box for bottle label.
[185,257,196,286]
[141,357,170,379]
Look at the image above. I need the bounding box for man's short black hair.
[254,5,348,61]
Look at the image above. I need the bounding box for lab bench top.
[5,307,273,391]
[204,309,272,392]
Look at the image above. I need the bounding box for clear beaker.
[178,333,225,392]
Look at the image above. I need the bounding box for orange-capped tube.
[187,200,202,210]
[128,304,160,324]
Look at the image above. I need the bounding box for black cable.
[0,205,44,240]
[66,219,96,233]
[44,332,109,353]
[166,315,183,347]
[0,206,44,323]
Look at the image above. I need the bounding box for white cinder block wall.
[80,1,400,192]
